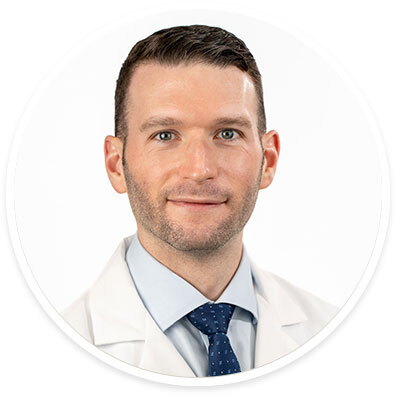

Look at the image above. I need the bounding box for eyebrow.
[139,115,253,132]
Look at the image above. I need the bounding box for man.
[62,24,338,378]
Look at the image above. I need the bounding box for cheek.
[223,148,262,186]
[126,150,171,197]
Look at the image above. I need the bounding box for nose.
[178,137,218,182]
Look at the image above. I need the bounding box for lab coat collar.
[88,236,307,374]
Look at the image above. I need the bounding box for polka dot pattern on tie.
[187,302,241,376]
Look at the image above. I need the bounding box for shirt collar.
[126,233,258,332]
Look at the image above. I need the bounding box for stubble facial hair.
[122,146,264,258]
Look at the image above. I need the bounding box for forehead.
[125,62,258,128]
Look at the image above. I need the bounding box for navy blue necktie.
[186,302,241,376]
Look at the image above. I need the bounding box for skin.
[104,61,280,301]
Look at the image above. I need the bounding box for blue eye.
[155,131,174,141]
[218,129,238,140]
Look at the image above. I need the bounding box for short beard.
[123,150,264,257]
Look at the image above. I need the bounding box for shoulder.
[266,270,339,323]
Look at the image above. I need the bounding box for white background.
[0,0,394,394]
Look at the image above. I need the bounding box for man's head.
[104,25,280,255]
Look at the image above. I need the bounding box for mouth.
[167,198,227,209]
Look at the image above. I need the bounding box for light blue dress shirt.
[125,233,259,377]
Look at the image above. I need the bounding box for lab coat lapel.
[251,263,307,368]
[254,294,300,367]
[88,237,147,345]
[138,313,195,377]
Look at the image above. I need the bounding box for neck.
[136,226,244,301]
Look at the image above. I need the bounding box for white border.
[6,5,391,387]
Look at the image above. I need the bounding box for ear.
[104,135,127,193]
[259,130,280,190]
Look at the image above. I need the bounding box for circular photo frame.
[6,7,390,386]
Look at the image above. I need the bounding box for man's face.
[121,62,267,253]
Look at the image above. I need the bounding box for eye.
[216,129,240,140]
[154,131,175,141]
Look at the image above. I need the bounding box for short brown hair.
[115,24,266,144]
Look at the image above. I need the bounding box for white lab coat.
[62,236,338,377]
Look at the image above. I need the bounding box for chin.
[162,227,235,254]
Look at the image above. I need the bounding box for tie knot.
[186,302,235,336]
